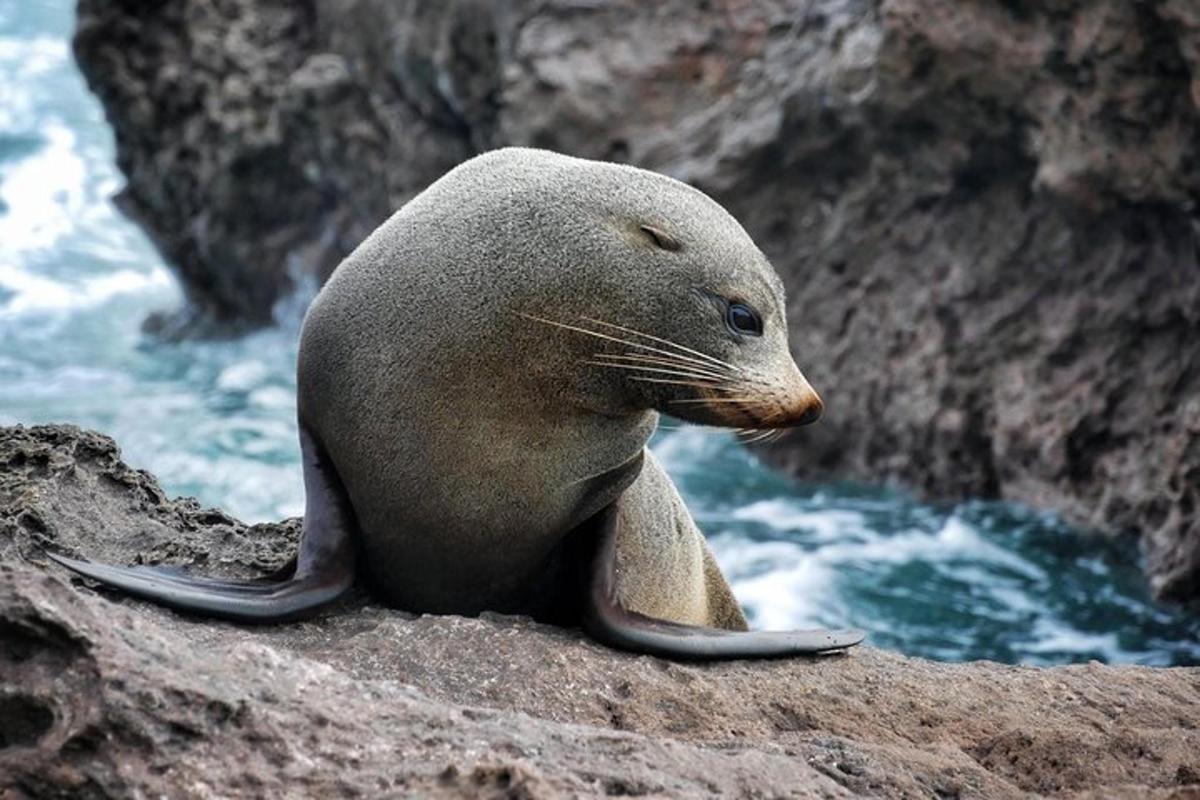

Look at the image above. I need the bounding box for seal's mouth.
[679,381,822,432]
[671,359,823,433]
[781,389,824,426]
[774,371,824,427]
[796,403,823,425]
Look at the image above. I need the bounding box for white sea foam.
[146,447,304,523]
[0,263,172,315]
[216,361,271,393]
[937,516,1048,580]
[0,35,67,74]
[728,499,865,541]
[711,533,847,630]
[250,385,296,411]
[0,36,69,127]
[764,513,1048,581]
[698,485,1059,638]
[0,125,86,256]
[1022,618,1123,660]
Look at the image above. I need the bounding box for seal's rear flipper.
[44,551,350,622]
[45,424,356,624]
[581,505,866,659]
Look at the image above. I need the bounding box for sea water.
[2,0,1196,666]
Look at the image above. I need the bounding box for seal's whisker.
[656,422,734,433]
[760,409,791,438]
[738,429,777,444]
[592,352,730,381]
[591,351,726,370]
[628,377,737,390]
[579,316,739,373]
[669,396,770,405]
[583,361,728,384]
[520,313,725,373]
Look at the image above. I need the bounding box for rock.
[0,424,1198,797]
[72,0,1199,601]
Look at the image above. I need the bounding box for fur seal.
[49,148,864,659]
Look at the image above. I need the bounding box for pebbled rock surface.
[72,0,1199,603]
[2,424,1200,797]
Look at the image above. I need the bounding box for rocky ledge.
[1,424,1198,797]
[73,0,1200,606]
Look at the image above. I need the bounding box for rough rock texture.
[73,1,1200,602]
[2,425,1199,797]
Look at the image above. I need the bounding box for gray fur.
[51,148,863,657]
[300,148,819,617]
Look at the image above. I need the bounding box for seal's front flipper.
[45,424,356,624]
[581,503,866,659]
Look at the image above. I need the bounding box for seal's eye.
[726,303,763,337]
[639,224,681,252]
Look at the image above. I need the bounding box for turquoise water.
[2,0,1197,666]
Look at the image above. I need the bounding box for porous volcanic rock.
[72,0,1199,602]
[1,424,1199,797]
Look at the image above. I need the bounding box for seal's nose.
[785,390,823,426]
[779,365,823,427]
[794,394,823,425]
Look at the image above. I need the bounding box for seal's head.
[492,148,821,433]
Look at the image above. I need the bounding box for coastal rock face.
[73,1,1199,603]
[3,424,1199,797]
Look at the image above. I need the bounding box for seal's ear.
[639,224,681,252]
